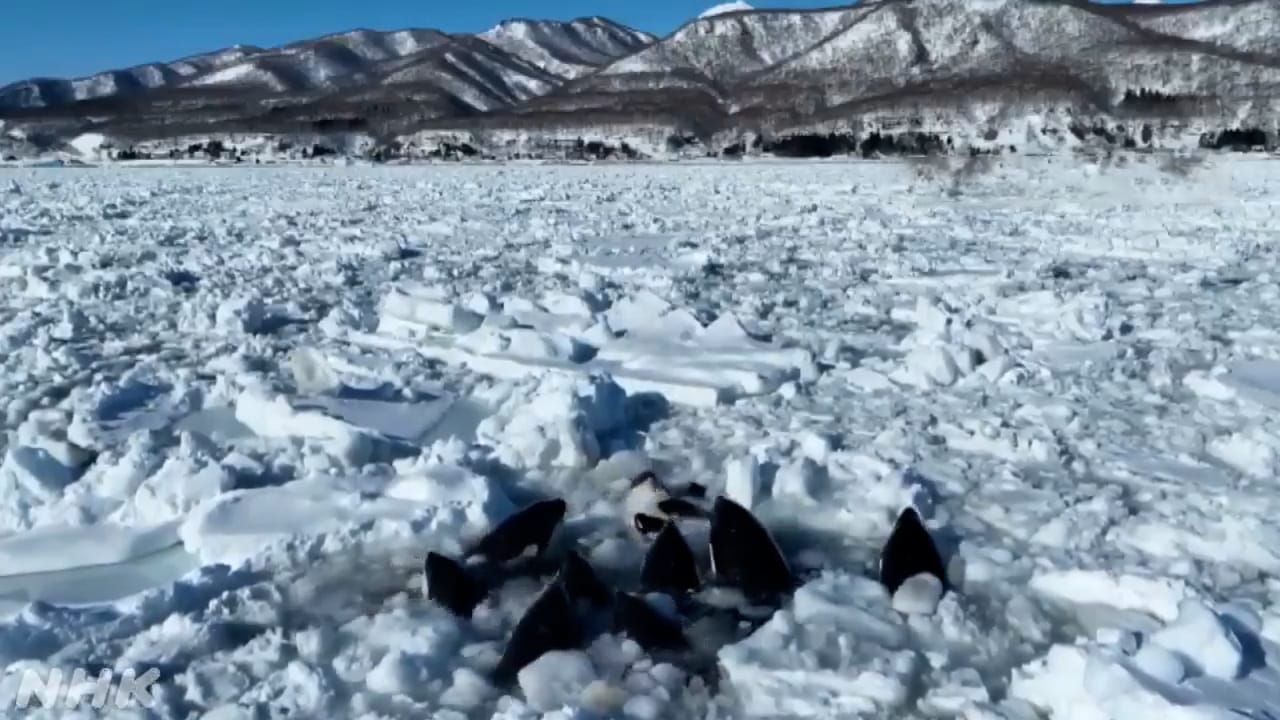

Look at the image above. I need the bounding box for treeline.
[701,123,1275,159]
[682,131,981,159]
[112,139,344,161]
[94,114,1277,163]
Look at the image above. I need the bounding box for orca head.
[469,498,568,565]
[491,582,581,685]
[633,512,667,537]
[613,591,690,652]
[626,471,672,526]
[878,506,948,596]
[708,496,795,599]
[640,521,701,595]
[424,551,487,620]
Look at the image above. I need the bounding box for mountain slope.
[175,29,459,96]
[375,35,562,111]
[0,18,651,112]
[0,45,268,109]
[480,17,656,80]
[523,0,1280,135]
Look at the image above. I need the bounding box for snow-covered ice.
[0,157,1278,719]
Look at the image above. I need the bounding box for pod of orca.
[423,471,950,687]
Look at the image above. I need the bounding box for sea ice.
[0,160,1275,720]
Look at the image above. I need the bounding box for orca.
[424,551,487,619]
[613,591,690,652]
[556,549,612,608]
[640,521,701,595]
[708,496,795,598]
[879,506,948,596]
[467,498,567,565]
[425,498,568,618]
[627,471,711,527]
[491,582,582,684]
[630,472,706,501]
[633,512,667,537]
[423,490,826,698]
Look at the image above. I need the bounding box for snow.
[0,520,179,575]
[724,454,762,509]
[67,132,107,159]
[0,158,1279,720]
[480,19,655,81]
[4,19,649,119]
[699,2,754,18]
[1148,600,1245,680]
[186,63,287,92]
[365,277,813,407]
[719,572,916,717]
[176,463,509,567]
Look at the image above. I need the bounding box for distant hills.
[2,0,1278,160]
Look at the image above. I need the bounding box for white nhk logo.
[6,667,161,710]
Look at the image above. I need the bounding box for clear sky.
[0,0,1199,85]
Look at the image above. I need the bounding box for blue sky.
[1,0,1198,85]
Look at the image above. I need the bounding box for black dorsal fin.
[613,591,689,651]
[467,498,567,564]
[491,583,581,685]
[424,551,487,619]
[557,550,612,607]
[709,496,794,598]
[879,506,948,596]
[640,521,700,595]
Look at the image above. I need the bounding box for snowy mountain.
[2,0,1279,156]
[0,19,653,111]
[480,17,655,80]
[0,44,263,109]
[529,0,1280,140]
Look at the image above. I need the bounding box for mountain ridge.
[0,17,655,111]
[3,0,1280,160]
